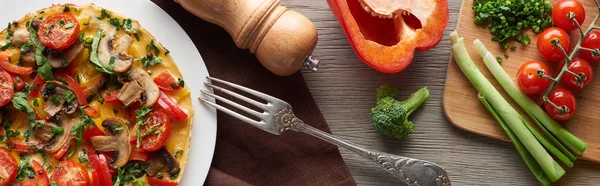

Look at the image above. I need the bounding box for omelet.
[0,4,193,185]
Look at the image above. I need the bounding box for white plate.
[0,0,217,184]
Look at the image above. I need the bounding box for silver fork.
[199,76,451,186]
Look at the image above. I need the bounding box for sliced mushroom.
[44,116,74,153]
[144,154,165,176]
[42,81,78,116]
[33,120,59,143]
[117,67,159,107]
[47,42,84,68]
[158,148,180,176]
[98,33,133,73]
[11,28,30,47]
[90,118,131,167]
[21,49,36,64]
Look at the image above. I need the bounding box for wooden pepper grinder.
[174,0,320,76]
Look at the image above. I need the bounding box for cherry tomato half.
[0,69,14,107]
[580,30,600,62]
[49,160,90,186]
[154,71,181,91]
[517,60,552,94]
[544,88,577,121]
[562,57,593,89]
[537,27,571,62]
[139,111,172,152]
[552,0,585,31]
[0,148,17,186]
[38,13,80,50]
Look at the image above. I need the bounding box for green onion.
[473,39,587,155]
[478,94,552,186]
[450,31,564,182]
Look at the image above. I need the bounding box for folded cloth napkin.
[152,1,356,185]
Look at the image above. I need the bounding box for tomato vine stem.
[541,4,600,114]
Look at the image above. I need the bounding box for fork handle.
[293,124,451,186]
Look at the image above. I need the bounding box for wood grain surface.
[280,0,600,185]
[444,0,600,163]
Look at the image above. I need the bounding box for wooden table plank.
[282,0,600,185]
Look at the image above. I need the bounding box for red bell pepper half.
[327,0,448,73]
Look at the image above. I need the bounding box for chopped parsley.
[50,182,58,186]
[49,96,60,106]
[134,53,162,67]
[63,22,74,29]
[62,90,76,103]
[5,129,20,140]
[170,78,185,89]
[63,5,70,12]
[58,19,65,27]
[496,56,503,63]
[164,49,170,55]
[16,158,35,181]
[67,108,94,158]
[99,8,111,19]
[11,92,36,126]
[146,40,160,55]
[28,19,54,80]
[114,124,123,131]
[23,129,32,142]
[108,56,116,71]
[33,99,39,107]
[89,28,114,74]
[51,126,64,137]
[108,18,122,30]
[78,148,88,163]
[134,108,152,148]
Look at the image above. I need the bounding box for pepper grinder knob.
[175,0,319,76]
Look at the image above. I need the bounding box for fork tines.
[199,76,273,127]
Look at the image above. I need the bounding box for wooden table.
[286,0,600,185]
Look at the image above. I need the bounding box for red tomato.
[139,111,172,152]
[37,13,80,50]
[0,148,17,186]
[54,70,87,105]
[29,74,45,98]
[83,106,99,118]
[130,148,150,161]
[552,0,585,31]
[6,140,42,153]
[516,60,552,94]
[102,89,120,102]
[580,30,600,62]
[49,160,89,186]
[0,51,32,75]
[537,27,571,62]
[0,69,13,107]
[22,160,49,186]
[157,91,188,121]
[11,75,24,91]
[544,88,577,121]
[148,176,179,186]
[154,71,181,91]
[562,58,593,89]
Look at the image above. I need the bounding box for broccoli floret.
[371,85,429,139]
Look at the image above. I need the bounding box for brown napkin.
[151,1,356,185]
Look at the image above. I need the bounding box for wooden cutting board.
[443,0,600,163]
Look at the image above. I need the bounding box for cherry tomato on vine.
[561,57,593,89]
[37,13,80,50]
[517,60,552,94]
[537,27,571,62]
[580,30,600,62]
[552,0,585,31]
[544,88,576,121]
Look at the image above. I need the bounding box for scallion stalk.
[478,94,552,186]
[450,31,565,182]
[473,39,587,156]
